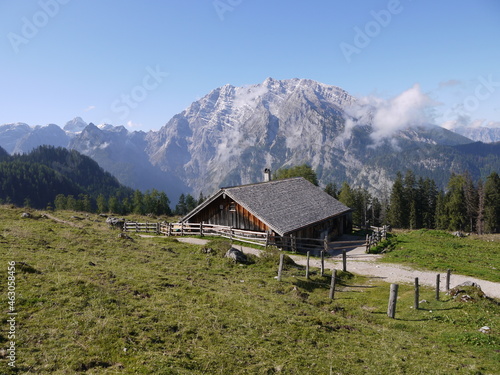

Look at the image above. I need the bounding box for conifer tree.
[387,172,405,228]
[324,183,339,199]
[484,172,500,233]
[96,194,107,214]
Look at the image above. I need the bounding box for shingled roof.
[182,177,352,236]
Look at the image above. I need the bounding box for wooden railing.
[123,221,375,253]
[123,221,161,234]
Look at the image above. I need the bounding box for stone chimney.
[264,168,271,182]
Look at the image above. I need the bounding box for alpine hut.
[181,175,352,246]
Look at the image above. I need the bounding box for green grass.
[380,229,500,282]
[0,207,499,374]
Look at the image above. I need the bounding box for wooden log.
[329,269,337,300]
[387,283,399,319]
[277,254,284,281]
[342,250,347,272]
[436,274,440,301]
[414,277,419,310]
[320,250,325,277]
[306,251,310,279]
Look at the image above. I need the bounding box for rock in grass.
[17,262,42,274]
[106,217,125,229]
[479,326,491,334]
[225,248,248,263]
[449,282,485,302]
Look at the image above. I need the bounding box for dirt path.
[176,237,500,300]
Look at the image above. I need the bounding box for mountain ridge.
[1,78,499,199]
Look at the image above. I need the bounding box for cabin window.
[229,202,236,212]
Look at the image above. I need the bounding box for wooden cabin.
[181,177,352,242]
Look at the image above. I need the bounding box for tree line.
[51,190,207,217]
[325,170,500,234]
[276,164,499,233]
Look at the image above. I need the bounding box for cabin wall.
[289,214,351,241]
[187,195,269,232]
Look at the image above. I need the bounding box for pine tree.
[158,191,172,216]
[446,174,467,231]
[54,194,67,211]
[324,183,339,199]
[133,190,145,215]
[387,172,405,228]
[175,194,187,216]
[66,195,77,211]
[476,179,485,235]
[108,196,121,214]
[484,172,500,233]
[96,194,107,214]
[185,194,197,213]
[463,173,478,233]
[273,164,319,186]
[198,192,206,205]
[404,170,416,229]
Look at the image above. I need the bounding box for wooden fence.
[123,221,393,253]
[365,226,389,252]
[123,221,162,234]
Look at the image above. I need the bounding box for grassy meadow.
[380,230,500,283]
[0,206,499,374]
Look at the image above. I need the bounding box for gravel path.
[176,237,500,300]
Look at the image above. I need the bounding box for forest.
[1,147,499,233]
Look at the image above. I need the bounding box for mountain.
[145,78,477,195]
[450,126,500,143]
[68,123,188,201]
[0,123,32,153]
[2,78,499,200]
[63,116,88,133]
[0,146,133,209]
[13,123,70,154]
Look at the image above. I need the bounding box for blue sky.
[1,0,499,131]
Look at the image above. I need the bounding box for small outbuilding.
[181,176,352,243]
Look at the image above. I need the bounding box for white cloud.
[126,120,143,129]
[343,84,437,144]
[84,105,96,112]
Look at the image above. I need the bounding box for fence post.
[291,234,297,253]
[365,234,369,253]
[277,254,284,281]
[320,250,325,277]
[168,223,172,236]
[342,250,347,272]
[436,274,440,301]
[306,251,310,279]
[446,269,451,291]
[387,283,399,319]
[200,222,204,237]
[329,269,337,300]
[265,232,269,249]
[414,277,419,310]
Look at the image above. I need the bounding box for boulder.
[106,217,125,230]
[225,248,248,263]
